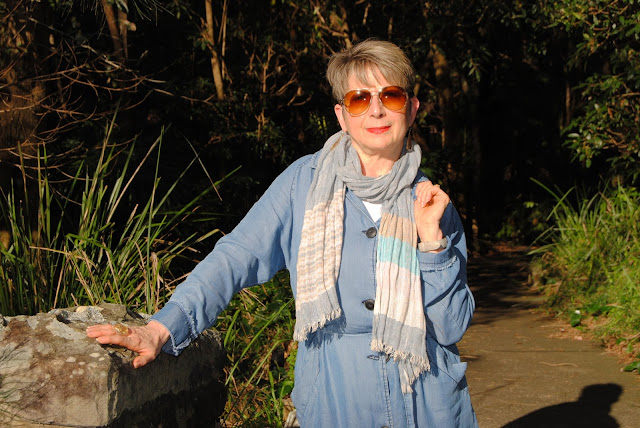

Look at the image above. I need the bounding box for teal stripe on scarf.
[377,236,420,273]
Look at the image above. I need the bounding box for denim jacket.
[151,151,477,427]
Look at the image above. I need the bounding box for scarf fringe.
[401,360,430,394]
[293,307,342,342]
[372,338,430,393]
[370,339,431,371]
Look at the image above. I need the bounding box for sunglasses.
[340,86,409,116]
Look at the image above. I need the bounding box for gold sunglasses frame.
[340,86,410,117]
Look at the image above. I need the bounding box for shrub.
[531,183,640,361]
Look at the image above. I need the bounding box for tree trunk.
[205,0,225,100]
[100,0,125,61]
[0,0,46,250]
[118,6,129,60]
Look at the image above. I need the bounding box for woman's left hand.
[414,180,450,242]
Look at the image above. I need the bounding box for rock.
[0,305,226,427]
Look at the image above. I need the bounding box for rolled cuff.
[417,237,454,270]
[150,301,196,356]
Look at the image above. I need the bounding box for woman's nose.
[369,93,385,117]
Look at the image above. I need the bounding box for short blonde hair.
[326,39,415,102]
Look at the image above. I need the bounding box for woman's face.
[334,69,419,164]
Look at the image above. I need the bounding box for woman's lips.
[366,126,391,134]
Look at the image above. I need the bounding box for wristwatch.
[418,238,447,252]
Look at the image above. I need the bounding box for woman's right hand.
[86,320,171,368]
[414,180,450,242]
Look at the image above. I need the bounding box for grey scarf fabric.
[294,131,430,393]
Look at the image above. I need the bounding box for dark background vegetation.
[2,0,639,424]
[3,0,637,249]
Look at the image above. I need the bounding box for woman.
[88,39,477,427]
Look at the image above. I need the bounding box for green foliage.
[0,123,223,316]
[216,271,296,427]
[544,0,640,176]
[568,310,582,327]
[623,358,640,373]
[496,199,552,243]
[530,183,640,367]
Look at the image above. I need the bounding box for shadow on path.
[466,245,542,326]
[503,383,623,428]
[460,244,640,428]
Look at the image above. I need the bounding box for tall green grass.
[216,271,296,427]
[530,182,640,366]
[0,122,225,316]
[0,120,297,425]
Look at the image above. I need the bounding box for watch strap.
[418,238,448,252]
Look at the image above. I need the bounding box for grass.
[530,181,640,372]
[216,271,296,427]
[0,120,225,316]
[0,118,297,426]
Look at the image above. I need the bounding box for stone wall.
[0,304,226,427]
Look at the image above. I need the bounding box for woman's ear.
[409,97,420,123]
[334,103,347,131]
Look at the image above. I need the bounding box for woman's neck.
[357,149,401,177]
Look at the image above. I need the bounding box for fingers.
[133,353,154,369]
[86,324,119,338]
[86,323,132,346]
[414,181,451,236]
[416,181,446,207]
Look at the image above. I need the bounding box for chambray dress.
[151,151,478,427]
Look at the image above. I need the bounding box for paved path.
[459,246,640,427]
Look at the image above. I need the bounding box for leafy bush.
[531,183,640,365]
[544,0,640,177]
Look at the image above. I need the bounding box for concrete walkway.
[459,246,640,427]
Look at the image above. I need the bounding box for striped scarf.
[294,131,430,394]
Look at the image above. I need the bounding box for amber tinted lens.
[379,86,408,111]
[343,90,372,115]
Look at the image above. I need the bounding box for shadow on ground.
[503,383,623,428]
[467,244,543,326]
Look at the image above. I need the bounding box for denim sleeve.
[417,204,475,346]
[151,157,307,355]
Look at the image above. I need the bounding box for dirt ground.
[460,244,640,428]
